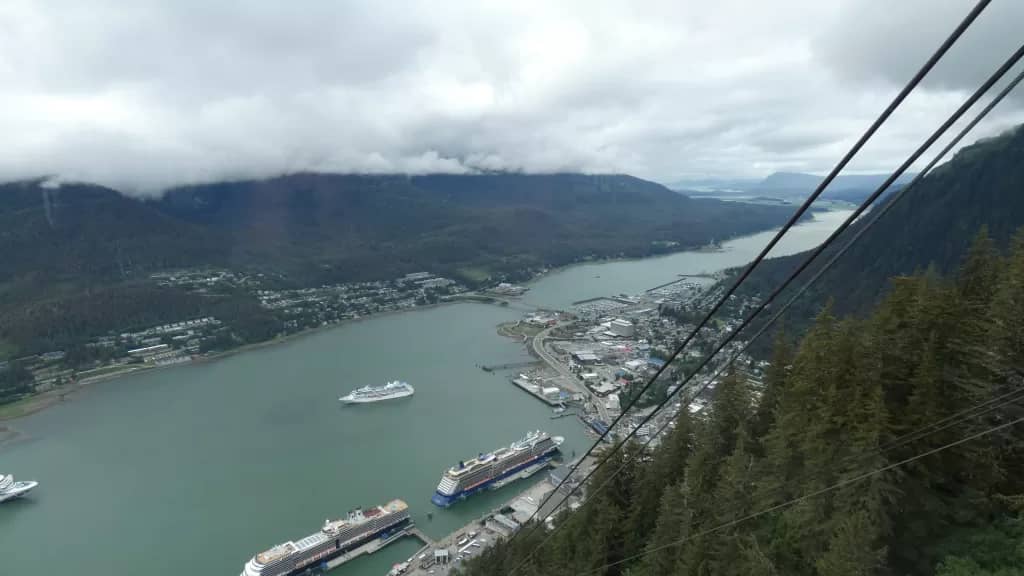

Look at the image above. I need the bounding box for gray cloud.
[0,0,1022,195]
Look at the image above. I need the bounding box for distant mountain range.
[1,173,796,288]
[669,171,916,203]
[0,173,796,358]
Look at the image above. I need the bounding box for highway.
[530,323,611,423]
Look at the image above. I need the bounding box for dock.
[404,473,576,576]
[405,527,436,548]
[570,295,636,306]
[321,524,428,572]
[510,377,560,406]
[645,273,716,293]
[480,360,541,372]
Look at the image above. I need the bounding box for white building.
[605,393,621,412]
[572,351,600,364]
[609,319,635,337]
[624,359,646,371]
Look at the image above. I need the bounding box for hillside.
[0,173,796,359]
[461,237,1024,576]
[154,173,796,284]
[731,124,1024,342]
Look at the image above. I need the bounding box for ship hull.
[0,481,38,503]
[431,450,557,507]
[243,518,411,576]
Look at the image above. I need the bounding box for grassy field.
[497,321,544,339]
[456,266,492,283]
[0,397,38,420]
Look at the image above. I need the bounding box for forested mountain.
[756,171,914,197]
[154,173,795,284]
[0,173,795,359]
[734,124,1024,342]
[1,173,794,288]
[460,230,1024,576]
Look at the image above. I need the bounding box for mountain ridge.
[732,123,1024,343]
[0,172,797,359]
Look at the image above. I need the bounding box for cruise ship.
[432,431,564,507]
[241,500,411,576]
[339,381,414,404]
[0,474,39,503]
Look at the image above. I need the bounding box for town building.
[609,318,635,337]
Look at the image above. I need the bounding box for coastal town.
[2,262,770,576]
[380,273,769,576]
[0,269,473,415]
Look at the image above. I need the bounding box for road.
[530,323,610,423]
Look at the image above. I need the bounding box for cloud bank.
[1,0,1022,194]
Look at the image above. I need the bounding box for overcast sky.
[1,0,1022,194]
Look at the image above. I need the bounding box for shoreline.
[510,209,830,293]
[0,209,837,426]
[0,297,485,425]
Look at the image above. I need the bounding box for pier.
[403,473,573,576]
[480,360,541,372]
[321,524,428,572]
[645,273,717,293]
[405,527,436,548]
[550,411,577,419]
[570,295,636,306]
[510,377,561,406]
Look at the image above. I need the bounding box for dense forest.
[460,229,1024,576]
[732,124,1024,346]
[0,173,795,290]
[0,173,795,360]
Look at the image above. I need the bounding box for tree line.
[460,229,1024,576]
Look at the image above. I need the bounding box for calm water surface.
[524,209,853,308]
[0,210,850,575]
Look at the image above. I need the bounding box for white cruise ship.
[432,431,564,507]
[241,500,410,576]
[339,381,414,404]
[0,474,39,503]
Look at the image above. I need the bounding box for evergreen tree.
[815,511,887,576]
[633,482,691,576]
[463,228,1024,576]
[705,434,756,576]
[623,410,695,559]
[751,329,794,451]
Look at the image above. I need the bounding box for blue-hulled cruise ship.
[431,431,563,507]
